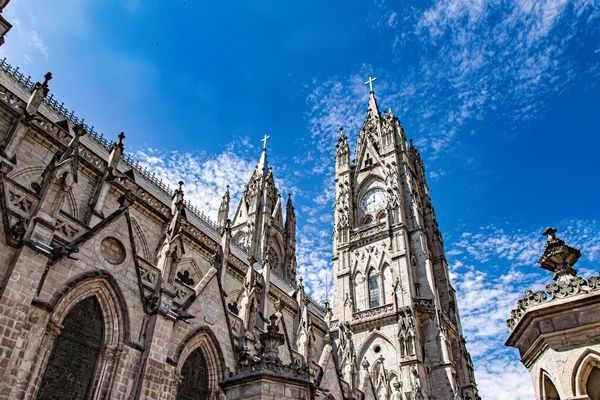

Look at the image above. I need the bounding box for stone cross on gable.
[261,134,270,150]
[365,76,377,92]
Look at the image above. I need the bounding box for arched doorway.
[176,348,209,400]
[37,297,104,399]
[586,366,600,400]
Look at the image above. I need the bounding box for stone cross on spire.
[261,134,270,150]
[365,76,377,92]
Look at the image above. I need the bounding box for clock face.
[361,188,387,212]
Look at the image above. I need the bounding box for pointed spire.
[217,185,230,230]
[365,76,381,120]
[107,132,125,170]
[25,72,52,116]
[256,134,270,176]
[286,192,294,214]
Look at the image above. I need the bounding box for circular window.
[374,345,381,354]
[100,237,126,265]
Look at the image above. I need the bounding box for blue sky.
[2,1,599,398]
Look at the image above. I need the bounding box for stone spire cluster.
[228,136,297,286]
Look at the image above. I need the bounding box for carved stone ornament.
[538,227,581,280]
[507,228,599,332]
[202,297,220,325]
[100,237,126,265]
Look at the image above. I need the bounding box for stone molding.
[507,274,600,332]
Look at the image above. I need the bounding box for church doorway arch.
[176,348,210,400]
[174,328,225,399]
[37,297,104,399]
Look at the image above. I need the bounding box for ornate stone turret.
[89,132,125,226]
[1,72,52,163]
[230,136,297,285]
[25,72,52,117]
[506,227,600,400]
[155,181,186,285]
[284,193,297,283]
[217,185,230,231]
[25,123,86,244]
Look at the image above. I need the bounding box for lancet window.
[368,269,380,308]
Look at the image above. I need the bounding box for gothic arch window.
[542,373,560,400]
[354,271,365,311]
[368,269,380,309]
[362,215,374,225]
[573,350,600,398]
[381,265,392,304]
[37,297,104,400]
[176,348,209,400]
[406,333,415,356]
[586,367,600,400]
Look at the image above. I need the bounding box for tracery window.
[176,348,209,400]
[368,269,380,308]
[37,297,104,400]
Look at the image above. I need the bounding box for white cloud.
[360,0,600,156]
[133,141,256,220]
[29,30,48,58]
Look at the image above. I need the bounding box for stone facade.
[507,228,600,400]
[330,87,478,400]
[0,17,479,398]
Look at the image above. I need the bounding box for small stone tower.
[331,79,478,399]
[229,136,297,286]
[506,228,600,400]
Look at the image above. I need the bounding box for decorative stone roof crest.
[507,227,599,332]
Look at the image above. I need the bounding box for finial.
[365,76,377,92]
[538,227,581,281]
[409,138,413,148]
[178,180,184,191]
[43,72,52,85]
[73,124,86,137]
[362,357,370,370]
[117,131,125,145]
[261,134,270,150]
[543,227,558,241]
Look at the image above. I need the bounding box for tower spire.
[257,134,270,176]
[364,76,380,120]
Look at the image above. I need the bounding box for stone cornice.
[507,274,600,334]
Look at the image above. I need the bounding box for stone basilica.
[0,8,480,400]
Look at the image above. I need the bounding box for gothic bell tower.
[331,78,479,400]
